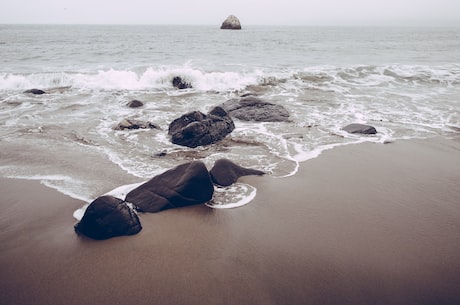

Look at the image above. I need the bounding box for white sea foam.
[206,183,257,209]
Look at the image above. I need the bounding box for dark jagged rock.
[172,76,192,89]
[210,159,265,187]
[342,123,377,135]
[114,118,160,130]
[168,106,235,148]
[127,100,144,108]
[220,15,242,30]
[24,89,46,95]
[75,195,142,240]
[220,96,290,122]
[125,161,214,213]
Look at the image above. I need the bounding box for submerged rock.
[220,96,290,122]
[210,159,265,187]
[127,100,144,108]
[342,123,377,135]
[220,15,242,30]
[125,161,214,213]
[172,76,192,89]
[168,106,235,148]
[24,89,46,95]
[114,118,160,130]
[75,195,142,240]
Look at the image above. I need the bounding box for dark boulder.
[220,96,290,122]
[220,15,242,30]
[125,161,214,213]
[75,195,142,240]
[24,89,46,95]
[172,76,192,89]
[168,106,235,148]
[342,123,377,135]
[127,100,144,108]
[210,159,265,187]
[114,118,160,130]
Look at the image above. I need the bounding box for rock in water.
[342,123,377,134]
[127,100,144,108]
[24,89,46,95]
[220,15,242,30]
[125,161,214,213]
[172,76,192,89]
[210,159,265,187]
[220,96,290,122]
[75,195,142,240]
[168,106,235,148]
[114,118,160,130]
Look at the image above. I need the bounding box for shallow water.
[1,25,459,207]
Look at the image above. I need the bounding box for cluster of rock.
[75,159,264,240]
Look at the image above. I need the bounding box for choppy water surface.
[1,25,459,207]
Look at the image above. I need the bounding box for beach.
[1,136,459,305]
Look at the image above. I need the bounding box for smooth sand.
[1,137,459,305]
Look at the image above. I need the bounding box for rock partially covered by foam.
[75,195,142,240]
[168,106,235,148]
[127,99,144,108]
[342,123,377,134]
[126,161,214,213]
[210,159,265,187]
[220,96,290,122]
[172,76,192,89]
[24,89,46,95]
[220,15,242,30]
[114,118,161,130]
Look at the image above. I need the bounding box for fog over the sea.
[1,0,459,26]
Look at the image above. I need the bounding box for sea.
[1,25,459,212]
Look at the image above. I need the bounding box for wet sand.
[1,137,460,305]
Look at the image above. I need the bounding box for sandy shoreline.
[1,137,460,305]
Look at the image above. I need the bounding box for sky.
[1,0,460,26]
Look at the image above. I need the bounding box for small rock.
[115,118,160,130]
[210,159,265,186]
[24,89,46,95]
[127,100,144,108]
[220,96,290,122]
[172,76,192,89]
[342,123,377,135]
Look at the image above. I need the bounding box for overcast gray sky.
[1,0,460,26]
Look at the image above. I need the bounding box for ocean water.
[1,25,459,208]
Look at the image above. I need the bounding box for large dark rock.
[75,195,142,240]
[168,106,235,148]
[220,96,290,122]
[114,118,160,130]
[220,15,242,30]
[24,89,46,95]
[125,161,214,213]
[342,123,377,135]
[127,100,144,108]
[210,159,265,187]
[172,76,192,89]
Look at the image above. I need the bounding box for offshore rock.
[220,15,242,30]
[114,118,160,130]
[168,106,235,148]
[75,195,142,240]
[210,159,265,187]
[220,96,290,122]
[24,89,46,95]
[342,123,377,135]
[172,76,192,89]
[125,161,214,213]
